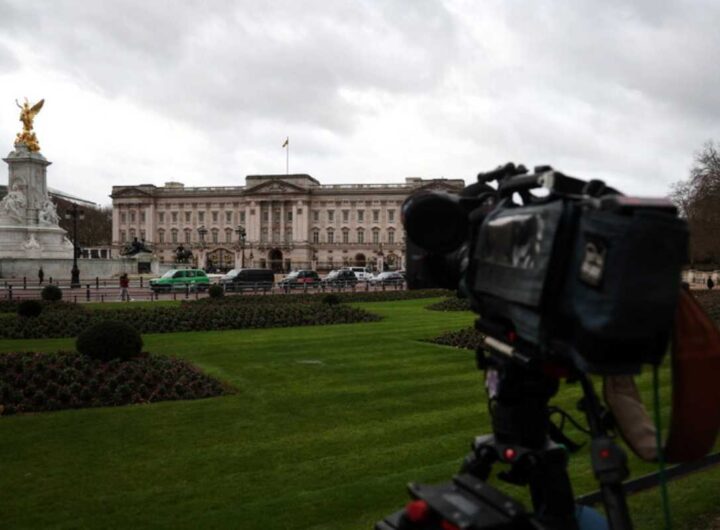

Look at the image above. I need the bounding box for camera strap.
[603,289,720,463]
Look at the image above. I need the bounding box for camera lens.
[403,192,468,254]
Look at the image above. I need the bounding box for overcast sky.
[1,0,719,206]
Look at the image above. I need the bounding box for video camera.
[377,164,693,530]
[403,163,687,375]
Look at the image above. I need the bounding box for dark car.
[322,269,358,287]
[279,270,321,289]
[220,268,274,292]
[370,271,405,286]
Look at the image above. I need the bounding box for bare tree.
[670,141,720,264]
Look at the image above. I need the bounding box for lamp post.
[64,203,85,288]
[235,225,246,268]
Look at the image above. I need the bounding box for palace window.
[211,229,219,243]
[372,228,380,244]
[357,210,364,222]
[327,229,334,244]
[327,210,334,222]
[198,212,205,223]
[130,212,136,223]
[262,210,269,221]
[388,209,395,223]
[140,212,146,223]
[240,211,246,223]
[313,210,319,222]
[285,229,293,242]
[120,213,127,224]
[388,229,395,244]
[158,230,165,244]
[185,211,191,222]
[357,229,364,244]
[373,210,379,222]
[261,228,268,242]
[184,229,191,243]
[212,211,218,223]
[226,229,233,243]
[287,211,293,222]
[171,229,178,244]
[171,212,178,223]
[273,210,280,222]
[226,211,232,223]
[120,230,126,242]
[342,229,349,244]
[272,230,280,242]
[312,230,319,244]
[129,228,136,240]
[157,212,165,223]
[342,210,349,222]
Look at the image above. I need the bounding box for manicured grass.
[0,299,718,529]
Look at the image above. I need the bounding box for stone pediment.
[111,186,156,199]
[244,179,307,195]
[413,180,465,193]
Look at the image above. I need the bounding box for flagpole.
[286,137,289,175]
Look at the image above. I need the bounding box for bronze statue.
[15,97,44,152]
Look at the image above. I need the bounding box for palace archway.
[354,253,366,267]
[268,248,284,272]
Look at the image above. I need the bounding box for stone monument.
[0,98,73,259]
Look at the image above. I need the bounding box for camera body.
[404,164,688,375]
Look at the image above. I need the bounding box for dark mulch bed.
[426,297,471,312]
[0,351,229,416]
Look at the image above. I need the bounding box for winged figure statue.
[15,97,45,152]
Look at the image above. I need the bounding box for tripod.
[376,355,634,530]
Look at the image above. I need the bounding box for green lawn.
[0,299,718,529]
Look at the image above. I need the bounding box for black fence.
[0,277,407,303]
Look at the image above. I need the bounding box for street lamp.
[64,203,85,288]
[235,225,246,268]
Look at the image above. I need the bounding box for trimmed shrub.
[17,300,43,318]
[41,284,62,302]
[208,284,224,298]
[322,294,340,305]
[426,297,471,312]
[76,321,143,362]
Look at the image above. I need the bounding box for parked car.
[370,271,405,286]
[220,268,274,292]
[342,266,373,281]
[322,269,358,287]
[278,270,321,289]
[149,269,210,292]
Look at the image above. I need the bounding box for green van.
[149,269,210,293]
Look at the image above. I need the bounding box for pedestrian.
[38,267,44,285]
[119,273,132,301]
[707,277,715,290]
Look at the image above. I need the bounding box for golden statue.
[14,97,44,152]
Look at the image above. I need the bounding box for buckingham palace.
[110,173,464,272]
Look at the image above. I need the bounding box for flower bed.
[0,351,228,416]
[0,303,381,339]
[426,297,471,312]
[430,327,483,350]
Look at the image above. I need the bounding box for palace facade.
[110,174,464,272]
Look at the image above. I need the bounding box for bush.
[208,284,224,298]
[17,300,42,318]
[41,284,62,302]
[322,294,341,305]
[76,321,143,362]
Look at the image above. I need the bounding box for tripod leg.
[528,445,580,530]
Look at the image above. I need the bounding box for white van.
[343,266,372,281]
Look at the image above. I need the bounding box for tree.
[53,197,113,247]
[670,141,720,264]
